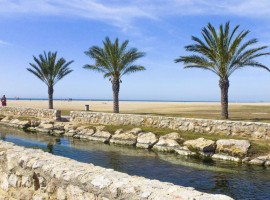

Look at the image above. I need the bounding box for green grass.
[61,110,71,116]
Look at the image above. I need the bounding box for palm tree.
[175,22,270,119]
[27,51,73,109]
[84,37,145,113]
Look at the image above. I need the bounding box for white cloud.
[0,40,11,46]
[0,0,270,30]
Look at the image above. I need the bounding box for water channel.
[0,126,269,200]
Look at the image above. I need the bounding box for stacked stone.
[0,106,60,120]
[0,141,232,200]
[70,111,270,140]
[1,116,270,166]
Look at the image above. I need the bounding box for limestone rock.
[57,187,66,200]
[51,130,65,136]
[152,133,182,152]
[39,123,54,130]
[95,126,106,131]
[242,157,251,163]
[184,138,216,152]
[249,158,265,166]
[175,146,196,156]
[18,120,30,128]
[88,131,111,143]
[216,139,250,157]
[64,130,77,137]
[10,119,20,124]
[110,128,142,145]
[1,116,12,123]
[30,120,40,127]
[212,154,241,162]
[136,132,158,149]
[64,123,77,131]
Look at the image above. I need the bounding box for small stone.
[8,174,19,187]
[212,154,241,162]
[242,157,251,163]
[249,158,265,166]
[264,161,270,166]
[175,147,196,156]
[21,176,32,188]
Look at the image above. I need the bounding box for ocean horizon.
[6,98,269,103]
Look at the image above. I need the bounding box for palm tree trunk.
[48,85,54,109]
[219,78,229,119]
[112,77,120,113]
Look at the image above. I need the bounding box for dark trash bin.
[85,104,90,111]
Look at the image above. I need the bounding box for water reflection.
[0,126,270,200]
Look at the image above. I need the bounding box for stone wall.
[0,141,231,200]
[0,107,61,120]
[70,111,270,139]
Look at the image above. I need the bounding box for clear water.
[0,126,269,200]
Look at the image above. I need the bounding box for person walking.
[1,95,7,106]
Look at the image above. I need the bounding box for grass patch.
[61,110,71,116]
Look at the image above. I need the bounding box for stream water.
[0,126,269,200]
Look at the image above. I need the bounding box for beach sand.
[6,100,270,122]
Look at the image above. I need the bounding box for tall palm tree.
[27,51,74,109]
[175,22,270,119]
[84,37,145,113]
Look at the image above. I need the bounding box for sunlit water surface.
[0,126,269,200]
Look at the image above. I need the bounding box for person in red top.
[1,95,6,106]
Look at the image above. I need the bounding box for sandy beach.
[5,100,270,122]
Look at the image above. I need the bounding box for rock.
[216,139,250,157]
[74,128,95,139]
[18,188,33,200]
[265,161,270,166]
[30,120,40,127]
[39,123,54,130]
[163,132,184,143]
[242,157,251,163]
[64,124,77,131]
[1,116,12,123]
[88,131,112,143]
[57,187,66,200]
[110,128,142,145]
[136,132,158,149]
[53,122,65,130]
[175,146,196,156]
[10,119,20,124]
[51,130,65,136]
[95,126,106,131]
[35,128,51,133]
[0,173,9,191]
[249,158,265,166]
[18,120,30,128]
[8,174,19,187]
[21,176,32,188]
[65,130,77,137]
[152,132,182,152]
[184,138,216,152]
[212,154,241,162]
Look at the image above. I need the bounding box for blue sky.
[1,0,270,102]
